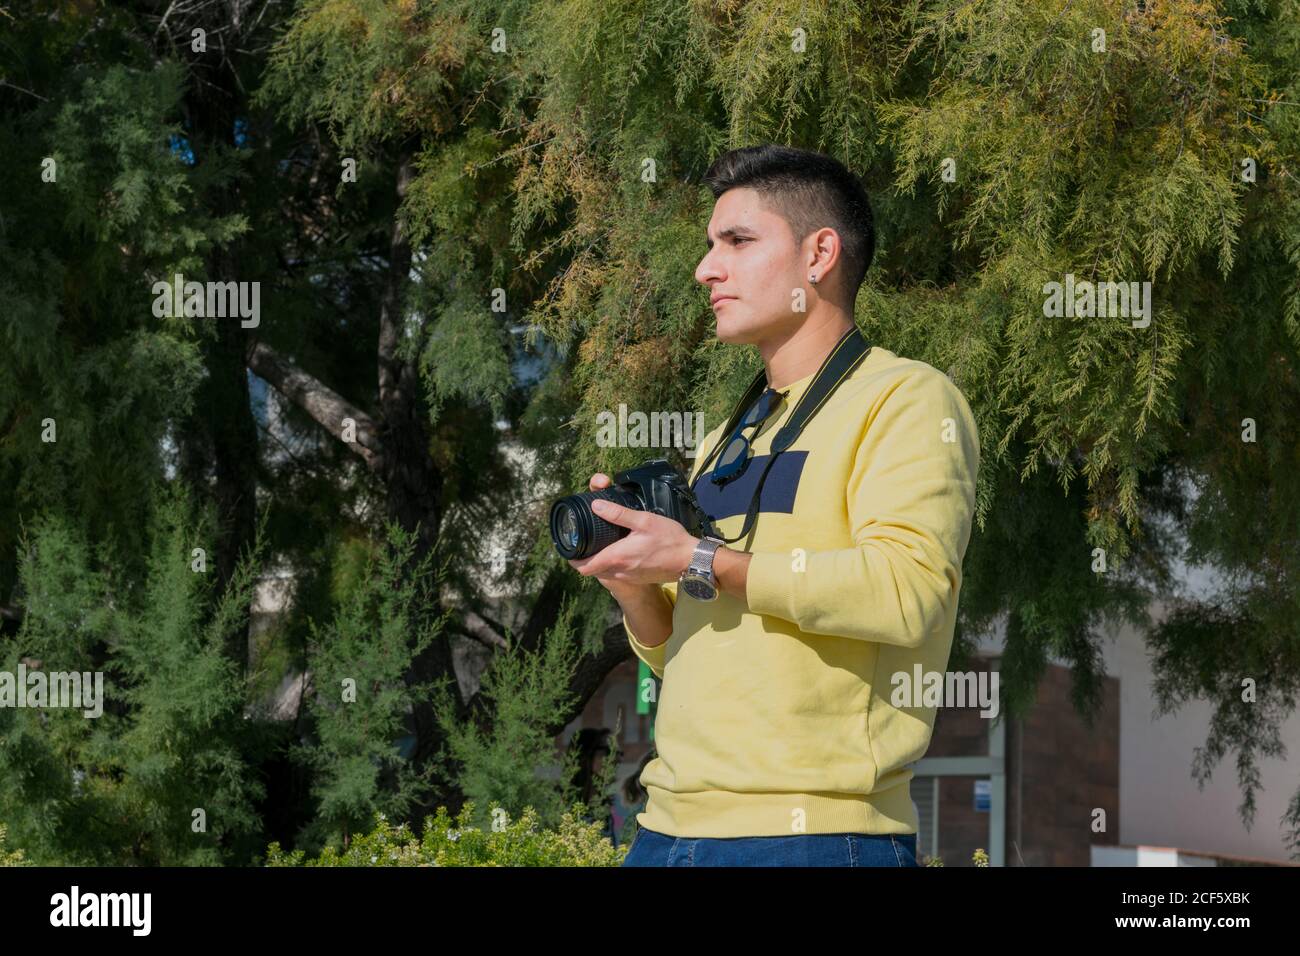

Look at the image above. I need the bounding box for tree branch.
[462,608,509,648]
[449,617,509,651]
[246,340,382,467]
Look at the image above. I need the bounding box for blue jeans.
[621,826,920,867]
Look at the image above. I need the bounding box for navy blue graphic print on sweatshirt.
[691,451,809,521]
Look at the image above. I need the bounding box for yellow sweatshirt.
[624,343,980,838]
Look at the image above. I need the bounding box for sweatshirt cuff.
[625,614,667,679]
[745,549,799,624]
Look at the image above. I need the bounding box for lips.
[711,294,736,308]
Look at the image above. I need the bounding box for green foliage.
[257,0,477,154]
[430,597,598,832]
[265,801,626,866]
[290,523,448,853]
[417,291,514,425]
[0,825,31,867]
[0,488,265,865]
[0,59,220,595]
[51,62,248,260]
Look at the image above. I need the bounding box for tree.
[3,0,1300,859]
[0,489,264,864]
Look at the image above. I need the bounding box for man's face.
[696,187,806,345]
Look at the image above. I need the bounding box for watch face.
[680,574,717,601]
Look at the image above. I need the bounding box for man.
[566,144,980,866]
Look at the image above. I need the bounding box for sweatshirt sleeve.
[744,367,980,648]
[624,581,677,679]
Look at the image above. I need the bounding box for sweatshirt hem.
[635,783,918,839]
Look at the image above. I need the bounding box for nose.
[695,248,723,287]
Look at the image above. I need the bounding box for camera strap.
[695,324,872,545]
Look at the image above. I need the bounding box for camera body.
[550,458,710,559]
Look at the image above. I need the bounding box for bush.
[0,492,265,865]
[0,825,30,867]
[923,847,990,867]
[266,808,993,868]
[289,522,445,854]
[264,801,625,867]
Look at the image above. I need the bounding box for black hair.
[703,144,875,300]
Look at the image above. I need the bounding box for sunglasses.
[710,387,786,485]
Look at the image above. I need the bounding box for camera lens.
[557,508,579,551]
[550,487,640,559]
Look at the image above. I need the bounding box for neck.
[760,306,855,390]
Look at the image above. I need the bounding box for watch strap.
[686,536,723,579]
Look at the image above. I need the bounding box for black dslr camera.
[550,458,712,559]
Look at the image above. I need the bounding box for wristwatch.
[678,536,725,602]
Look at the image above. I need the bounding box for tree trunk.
[371,156,460,803]
[180,36,259,678]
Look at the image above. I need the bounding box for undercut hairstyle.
[703,144,875,300]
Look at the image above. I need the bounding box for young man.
[567,144,980,866]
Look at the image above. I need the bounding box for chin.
[715,310,770,346]
[713,309,744,342]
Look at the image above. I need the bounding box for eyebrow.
[705,225,754,249]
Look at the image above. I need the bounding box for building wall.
[1097,600,1300,863]
[914,658,1120,866]
[971,587,1300,864]
[1005,664,1121,867]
